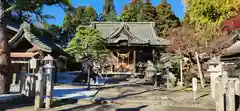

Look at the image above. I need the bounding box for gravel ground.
[3,78,216,111]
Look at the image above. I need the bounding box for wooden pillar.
[180,53,183,87]
[133,51,136,74]
[195,52,205,88]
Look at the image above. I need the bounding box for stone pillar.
[215,77,224,111]
[207,57,222,99]
[43,54,55,109]
[20,66,27,93]
[226,80,236,111]
[34,67,44,109]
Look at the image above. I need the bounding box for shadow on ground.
[0,97,81,111]
[116,105,148,111]
[0,97,34,111]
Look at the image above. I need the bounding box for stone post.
[226,80,235,111]
[43,54,55,109]
[215,77,224,111]
[20,66,27,94]
[207,57,222,99]
[164,61,171,90]
[34,67,44,109]
[192,77,197,101]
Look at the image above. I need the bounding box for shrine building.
[91,22,170,74]
[7,21,70,77]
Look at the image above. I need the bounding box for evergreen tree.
[135,0,144,21]
[71,6,86,26]
[63,6,98,29]
[100,0,117,21]
[155,0,180,37]
[120,3,137,22]
[62,12,72,31]
[120,0,144,22]
[85,5,98,23]
[62,6,98,48]
[140,0,157,22]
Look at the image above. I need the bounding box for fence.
[215,75,240,111]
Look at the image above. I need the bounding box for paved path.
[72,104,215,111]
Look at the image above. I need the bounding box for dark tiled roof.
[8,22,69,57]
[91,22,170,46]
[221,33,240,58]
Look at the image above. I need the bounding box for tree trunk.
[0,0,12,94]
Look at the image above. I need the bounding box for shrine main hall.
[91,22,170,74]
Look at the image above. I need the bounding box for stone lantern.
[144,60,157,85]
[207,57,222,99]
[164,61,172,90]
[42,54,55,109]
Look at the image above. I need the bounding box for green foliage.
[66,27,109,62]
[120,0,144,22]
[120,4,137,22]
[155,0,180,37]
[7,0,72,22]
[62,12,73,31]
[186,0,240,29]
[62,6,98,30]
[156,53,180,75]
[85,6,98,22]
[184,71,197,85]
[100,0,118,21]
[46,24,70,48]
[139,0,157,22]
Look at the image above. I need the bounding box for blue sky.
[42,0,185,26]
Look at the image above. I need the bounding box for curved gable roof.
[91,22,170,46]
[8,22,70,57]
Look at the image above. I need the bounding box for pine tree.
[100,0,117,21]
[135,0,144,21]
[120,4,136,22]
[120,5,130,21]
[161,0,168,5]
[71,6,86,26]
[62,12,72,31]
[155,0,180,37]
[140,0,157,22]
[84,5,98,24]
[120,0,144,22]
